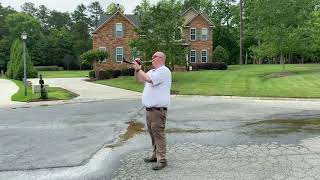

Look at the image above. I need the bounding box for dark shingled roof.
[96,13,140,29]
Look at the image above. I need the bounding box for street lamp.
[21,31,28,96]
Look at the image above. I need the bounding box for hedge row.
[34,66,64,71]
[190,62,228,71]
[89,68,135,80]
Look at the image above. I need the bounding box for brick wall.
[93,12,138,70]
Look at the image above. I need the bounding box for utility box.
[32,84,49,94]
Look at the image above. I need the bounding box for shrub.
[89,71,95,78]
[190,63,199,71]
[112,69,121,78]
[34,66,60,71]
[121,69,129,76]
[121,68,135,76]
[212,62,228,70]
[40,87,48,100]
[191,63,213,70]
[213,45,229,63]
[197,63,214,70]
[128,68,135,76]
[96,70,111,80]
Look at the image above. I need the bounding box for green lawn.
[38,70,90,78]
[95,64,320,98]
[11,80,78,102]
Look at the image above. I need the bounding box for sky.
[0,0,160,14]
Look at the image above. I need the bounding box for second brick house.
[92,7,214,70]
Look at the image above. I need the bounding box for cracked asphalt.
[0,96,320,180]
[112,141,320,180]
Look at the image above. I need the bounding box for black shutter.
[122,24,125,38]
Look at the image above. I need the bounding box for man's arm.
[135,69,145,83]
[132,60,152,83]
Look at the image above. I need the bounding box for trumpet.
[122,57,152,65]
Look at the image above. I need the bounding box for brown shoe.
[143,157,157,163]
[152,162,167,170]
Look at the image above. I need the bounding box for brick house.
[180,7,214,65]
[92,7,214,70]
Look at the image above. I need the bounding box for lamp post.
[21,32,28,96]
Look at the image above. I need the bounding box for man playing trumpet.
[131,51,172,170]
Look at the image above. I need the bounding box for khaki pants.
[146,109,167,163]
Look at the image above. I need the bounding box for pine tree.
[6,39,37,80]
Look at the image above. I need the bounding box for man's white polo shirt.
[142,65,172,108]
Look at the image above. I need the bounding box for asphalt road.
[0,96,320,180]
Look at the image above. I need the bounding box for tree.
[88,1,104,28]
[6,39,37,80]
[21,2,37,16]
[0,4,16,72]
[47,28,74,66]
[71,4,92,65]
[213,45,229,62]
[36,5,50,31]
[4,12,44,66]
[133,0,151,16]
[245,0,319,66]
[182,0,213,15]
[80,49,109,68]
[106,3,124,14]
[211,0,239,64]
[47,10,72,30]
[131,0,186,69]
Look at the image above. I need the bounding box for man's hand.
[132,58,142,71]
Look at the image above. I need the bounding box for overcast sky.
[0,0,160,14]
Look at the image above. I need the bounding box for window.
[190,50,196,63]
[116,47,123,62]
[190,28,196,41]
[116,23,123,37]
[201,50,207,63]
[201,28,208,40]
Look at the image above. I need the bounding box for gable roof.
[93,11,140,34]
[181,7,214,27]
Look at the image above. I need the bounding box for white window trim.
[190,50,196,63]
[99,47,107,62]
[201,28,208,41]
[190,28,196,41]
[116,47,123,62]
[201,49,208,63]
[116,23,123,38]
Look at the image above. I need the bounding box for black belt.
[146,107,167,111]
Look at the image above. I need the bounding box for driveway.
[0,79,24,107]
[28,78,141,102]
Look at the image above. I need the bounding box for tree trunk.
[245,49,248,64]
[281,53,285,71]
[239,0,244,65]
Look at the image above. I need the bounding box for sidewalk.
[0,79,25,107]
